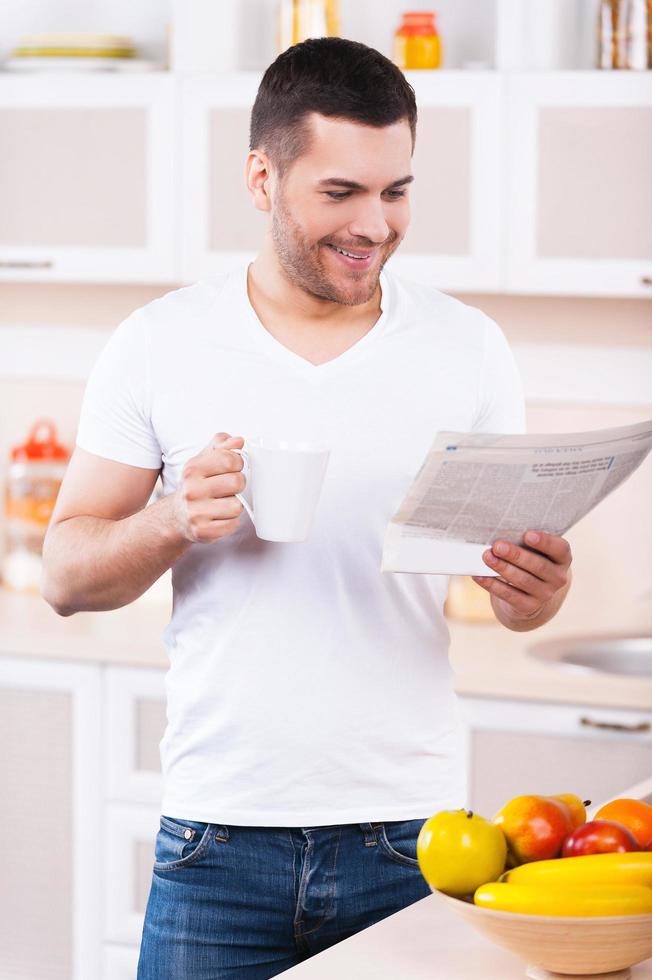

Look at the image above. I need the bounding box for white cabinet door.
[181,72,504,291]
[105,665,166,804]
[391,72,504,292]
[506,72,652,297]
[104,943,140,980]
[0,74,178,282]
[181,73,263,281]
[104,802,160,946]
[0,655,102,980]
[459,696,652,817]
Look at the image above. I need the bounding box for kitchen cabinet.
[0,655,103,980]
[180,72,504,291]
[390,72,503,292]
[180,73,263,282]
[2,69,650,295]
[0,73,178,283]
[506,72,652,298]
[104,667,166,966]
[1,644,650,979]
[103,944,140,980]
[460,695,652,816]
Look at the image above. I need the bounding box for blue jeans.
[137,815,430,979]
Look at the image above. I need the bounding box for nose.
[347,197,391,246]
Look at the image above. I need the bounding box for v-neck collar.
[237,263,394,376]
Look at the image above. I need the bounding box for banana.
[502,852,652,888]
[474,881,652,916]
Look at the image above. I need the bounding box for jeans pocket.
[376,820,426,869]
[153,816,216,872]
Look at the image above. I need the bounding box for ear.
[245,150,273,213]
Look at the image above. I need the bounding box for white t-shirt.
[77,265,526,826]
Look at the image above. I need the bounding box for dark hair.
[250,37,417,174]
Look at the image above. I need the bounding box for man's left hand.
[472,529,572,624]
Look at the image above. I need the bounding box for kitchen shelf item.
[393,11,442,69]
[3,419,69,592]
[437,890,652,978]
[597,0,625,68]
[444,575,495,623]
[11,32,136,58]
[623,0,652,68]
[277,0,340,52]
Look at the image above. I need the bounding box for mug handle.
[230,448,254,525]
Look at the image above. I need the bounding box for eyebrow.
[317,176,414,191]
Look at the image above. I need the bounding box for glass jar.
[278,0,340,53]
[393,11,441,70]
[3,420,69,592]
[623,0,652,68]
[444,575,495,623]
[597,0,625,68]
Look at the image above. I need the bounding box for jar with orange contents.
[393,11,442,70]
[3,420,69,591]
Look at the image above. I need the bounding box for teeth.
[332,245,368,260]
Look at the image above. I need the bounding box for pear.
[553,793,591,830]
[493,794,574,864]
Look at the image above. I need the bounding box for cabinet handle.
[641,276,652,286]
[579,716,650,733]
[0,260,54,269]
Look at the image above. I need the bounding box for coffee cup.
[233,438,330,542]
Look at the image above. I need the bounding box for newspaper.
[381,419,652,577]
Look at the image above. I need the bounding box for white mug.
[233,438,330,542]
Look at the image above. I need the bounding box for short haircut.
[250,37,417,174]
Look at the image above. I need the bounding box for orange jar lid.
[11,419,69,462]
[397,12,438,35]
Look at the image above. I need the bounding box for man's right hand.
[173,433,246,543]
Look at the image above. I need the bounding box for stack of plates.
[4,32,157,72]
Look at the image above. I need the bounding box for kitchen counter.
[280,888,652,979]
[283,775,652,980]
[1,589,652,710]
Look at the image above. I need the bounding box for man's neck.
[246,245,383,366]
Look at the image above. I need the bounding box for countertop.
[280,888,652,979]
[283,774,652,980]
[1,589,652,710]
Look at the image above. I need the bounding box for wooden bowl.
[438,892,652,980]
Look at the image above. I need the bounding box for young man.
[42,38,572,979]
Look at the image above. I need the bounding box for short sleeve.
[76,310,162,469]
[472,316,527,435]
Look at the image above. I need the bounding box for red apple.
[562,819,641,857]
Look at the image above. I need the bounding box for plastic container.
[393,12,442,70]
[3,420,69,592]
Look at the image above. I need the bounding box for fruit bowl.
[436,891,652,980]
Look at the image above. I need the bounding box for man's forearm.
[41,494,191,616]
[490,568,572,632]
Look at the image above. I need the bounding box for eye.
[384,190,407,200]
[324,191,351,200]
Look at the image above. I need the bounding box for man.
[42,37,572,979]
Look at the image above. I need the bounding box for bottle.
[597,0,624,68]
[277,0,340,53]
[444,575,495,624]
[393,12,442,70]
[623,0,652,68]
[3,420,69,592]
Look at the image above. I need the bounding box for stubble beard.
[270,192,400,307]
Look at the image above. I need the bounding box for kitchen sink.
[527,634,652,677]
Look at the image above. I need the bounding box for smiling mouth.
[325,243,373,261]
